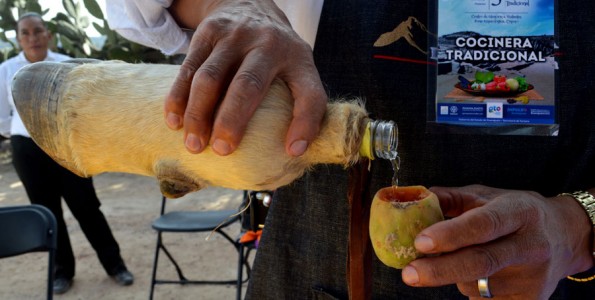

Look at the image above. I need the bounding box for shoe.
[111,268,134,286]
[53,277,73,294]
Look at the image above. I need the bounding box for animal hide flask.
[12,60,395,198]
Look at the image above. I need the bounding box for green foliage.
[0,0,182,64]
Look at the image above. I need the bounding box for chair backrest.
[0,204,57,258]
[0,204,57,300]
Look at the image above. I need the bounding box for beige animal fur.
[12,61,369,198]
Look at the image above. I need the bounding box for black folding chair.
[149,194,252,300]
[0,204,57,300]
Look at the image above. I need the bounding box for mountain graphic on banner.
[373,16,433,55]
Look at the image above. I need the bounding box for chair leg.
[159,241,189,282]
[149,232,162,300]
[150,231,193,300]
[236,242,244,300]
[152,231,192,283]
[47,250,55,300]
[216,228,238,246]
[243,248,253,281]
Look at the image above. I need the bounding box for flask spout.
[359,120,398,160]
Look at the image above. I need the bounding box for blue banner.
[430,0,559,135]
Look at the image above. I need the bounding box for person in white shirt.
[0,12,134,295]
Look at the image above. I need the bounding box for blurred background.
[0,0,184,64]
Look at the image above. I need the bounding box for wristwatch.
[559,191,595,282]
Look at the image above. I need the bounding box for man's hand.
[165,0,327,156]
[400,185,594,299]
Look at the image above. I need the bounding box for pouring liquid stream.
[390,156,400,190]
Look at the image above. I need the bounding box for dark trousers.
[10,135,124,279]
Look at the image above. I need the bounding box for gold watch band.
[559,191,595,282]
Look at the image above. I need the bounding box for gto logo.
[488,106,502,113]
[486,102,504,119]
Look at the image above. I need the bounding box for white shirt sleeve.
[106,0,191,55]
[0,64,12,138]
[106,0,323,54]
[273,0,323,49]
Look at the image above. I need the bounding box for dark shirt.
[247,0,595,299]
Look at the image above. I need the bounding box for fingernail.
[415,235,435,252]
[185,133,203,153]
[402,266,419,285]
[166,113,181,129]
[212,139,232,156]
[289,140,308,156]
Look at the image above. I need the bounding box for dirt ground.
[0,139,250,300]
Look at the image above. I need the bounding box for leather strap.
[347,159,373,300]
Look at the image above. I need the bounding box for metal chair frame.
[149,195,254,300]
